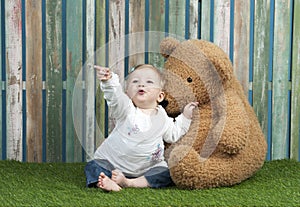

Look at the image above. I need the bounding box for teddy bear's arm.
[217,90,250,154]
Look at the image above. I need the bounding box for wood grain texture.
[252,1,270,145]
[149,0,165,69]
[26,0,43,162]
[5,0,23,161]
[214,0,230,54]
[291,0,300,160]
[45,0,63,162]
[66,0,82,162]
[200,0,211,41]
[95,0,106,150]
[84,0,96,161]
[233,0,250,95]
[188,0,199,39]
[168,0,185,38]
[272,0,290,160]
[128,0,145,67]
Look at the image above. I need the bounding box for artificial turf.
[0,159,299,207]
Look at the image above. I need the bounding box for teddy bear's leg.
[168,142,266,189]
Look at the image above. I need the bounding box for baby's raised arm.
[182,102,199,119]
[94,65,112,81]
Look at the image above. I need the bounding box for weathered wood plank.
[5,0,23,161]
[108,0,125,133]
[149,0,165,69]
[94,0,106,151]
[252,1,270,149]
[233,0,250,94]
[272,0,291,160]
[45,0,63,162]
[214,0,230,54]
[84,0,96,161]
[200,0,211,41]
[291,0,300,161]
[128,0,145,67]
[188,0,199,39]
[168,0,185,38]
[66,0,82,162]
[26,0,43,162]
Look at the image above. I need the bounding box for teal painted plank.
[149,0,165,69]
[46,0,63,162]
[291,0,300,161]
[252,1,270,146]
[200,0,211,41]
[272,0,290,160]
[168,0,185,38]
[66,0,82,162]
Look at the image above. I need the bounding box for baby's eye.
[146,80,154,84]
[132,80,138,83]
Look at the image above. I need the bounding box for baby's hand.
[183,102,199,119]
[94,65,112,81]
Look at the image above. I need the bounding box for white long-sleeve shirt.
[94,73,191,177]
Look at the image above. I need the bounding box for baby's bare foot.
[97,172,122,192]
[111,170,129,187]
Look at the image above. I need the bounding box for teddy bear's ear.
[160,37,180,58]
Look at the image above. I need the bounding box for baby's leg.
[97,172,122,192]
[112,170,149,188]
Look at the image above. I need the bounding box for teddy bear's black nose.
[187,77,193,83]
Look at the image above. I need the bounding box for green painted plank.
[66,0,82,162]
[168,0,185,38]
[94,0,106,150]
[45,0,63,162]
[128,0,145,67]
[26,0,43,162]
[252,1,270,144]
[291,0,300,161]
[149,0,165,69]
[200,0,211,41]
[272,0,290,160]
[233,0,250,95]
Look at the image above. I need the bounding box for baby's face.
[126,67,164,109]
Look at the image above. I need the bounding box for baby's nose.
[138,84,145,87]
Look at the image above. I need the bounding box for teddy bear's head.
[160,37,233,117]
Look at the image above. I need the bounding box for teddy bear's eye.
[187,77,193,83]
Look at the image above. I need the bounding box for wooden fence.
[0,0,299,162]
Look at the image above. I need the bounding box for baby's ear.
[160,37,180,58]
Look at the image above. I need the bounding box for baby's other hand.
[94,65,112,81]
[183,102,199,119]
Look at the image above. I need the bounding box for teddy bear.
[159,37,268,189]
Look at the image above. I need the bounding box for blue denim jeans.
[84,159,174,188]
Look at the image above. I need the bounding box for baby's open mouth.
[138,89,145,95]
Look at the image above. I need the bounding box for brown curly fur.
[161,38,267,189]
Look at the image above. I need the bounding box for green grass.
[0,159,299,207]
